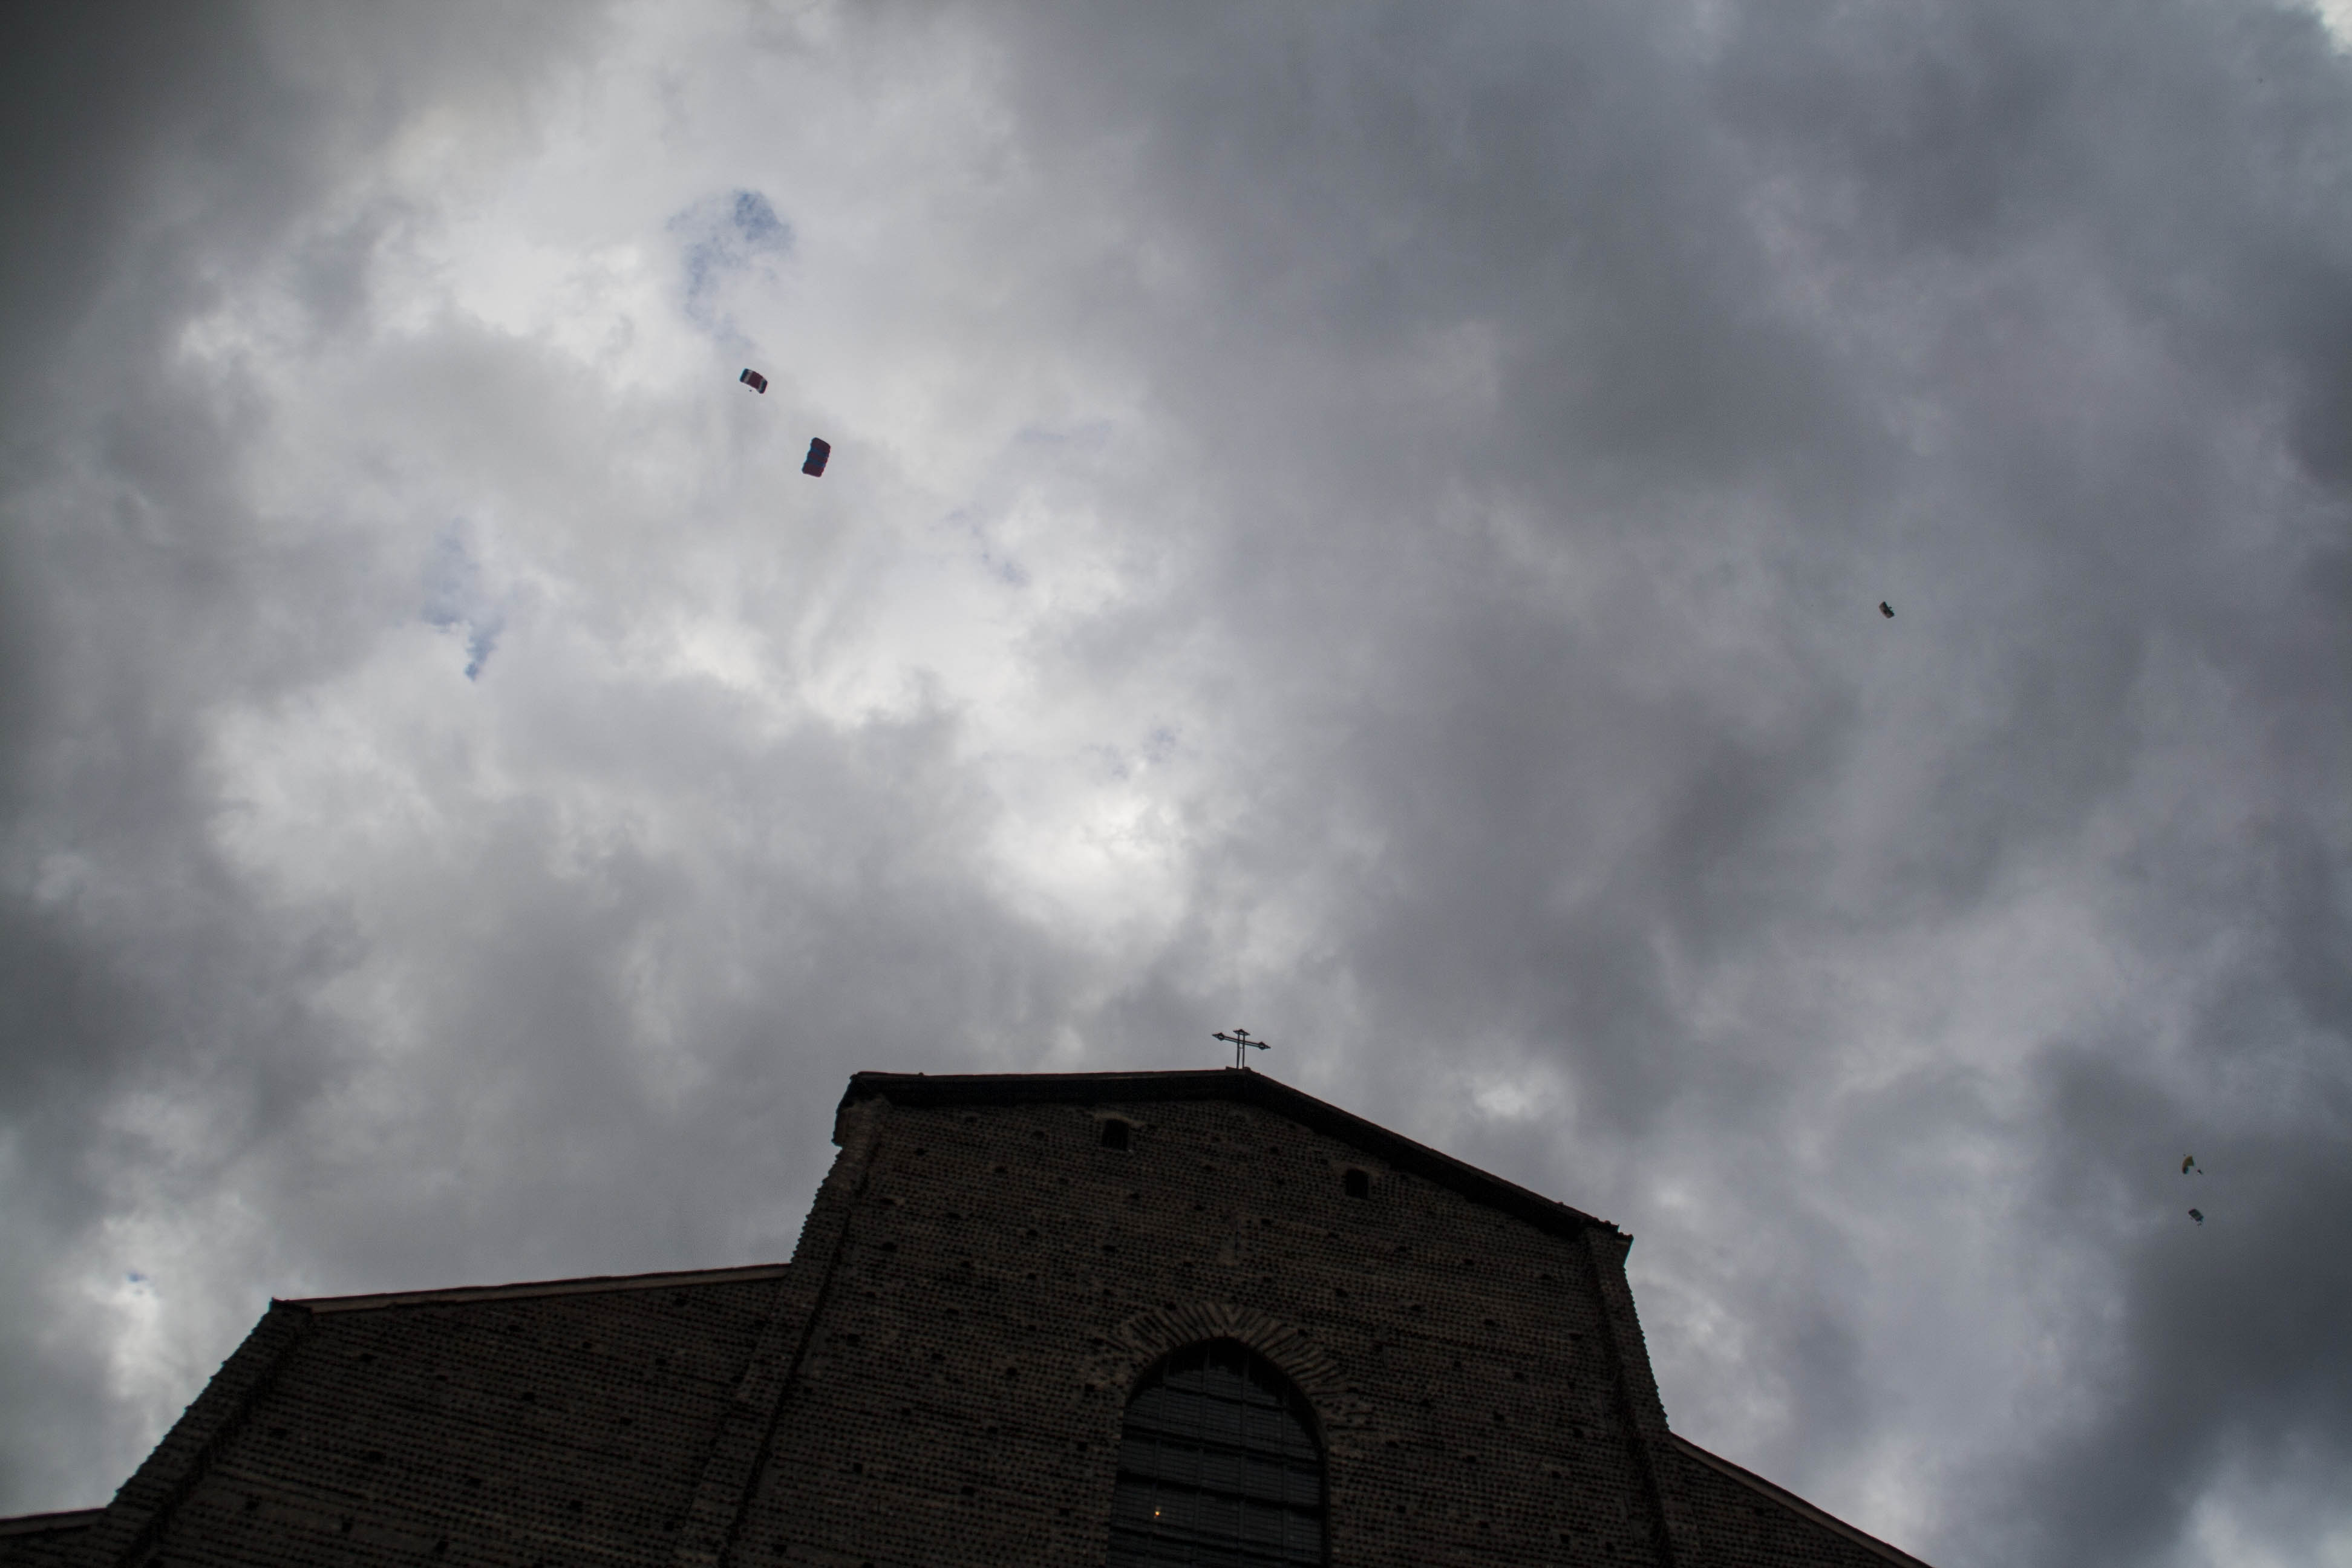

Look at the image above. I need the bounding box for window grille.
[1107,1340,1327,1567]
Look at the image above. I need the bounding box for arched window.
[1107,1340,1327,1567]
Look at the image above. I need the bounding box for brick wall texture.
[4,1069,1935,1567]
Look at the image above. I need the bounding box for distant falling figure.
[1879,601,1894,618]
[2189,1208,2204,1225]
[802,437,831,477]
[2183,1155,2202,1175]
[740,368,769,393]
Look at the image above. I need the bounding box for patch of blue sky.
[421,524,507,681]
[941,508,1030,587]
[673,188,794,333]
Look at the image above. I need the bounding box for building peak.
[842,1067,1623,1242]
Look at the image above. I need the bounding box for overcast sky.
[4,3,2350,1563]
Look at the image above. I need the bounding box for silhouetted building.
[2,1070,1933,1566]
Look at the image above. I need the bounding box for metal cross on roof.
[1212,1028,1270,1070]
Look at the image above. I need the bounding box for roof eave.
[286,1261,791,1315]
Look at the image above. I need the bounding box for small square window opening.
[1343,1168,1370,1199]
[1101,1119,1132,1152]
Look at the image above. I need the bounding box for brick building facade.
[1,1069,1933,1566]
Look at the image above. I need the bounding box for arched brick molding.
[1085,1302,1370,1435]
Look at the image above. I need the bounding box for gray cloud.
[2,4,2348,1564]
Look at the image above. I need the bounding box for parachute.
[1879,601,1894,618]
[2188,1209,2204,1225]
[2182,1155,2201,1175]
[731,366,827,474]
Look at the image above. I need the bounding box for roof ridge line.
[843,1068,1623,1241]
[292,1261,791,1315]
[1667,1432,1936,1568]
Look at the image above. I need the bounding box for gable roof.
[0,1510,102,1568]
[44,1262,794,1568]
[295,1261,790,1315]
[1670,1434,1938,1568]
[842,1067,1623,1241]
[14,1074,1939,1568]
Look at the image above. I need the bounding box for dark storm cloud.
[3,4,2348,1564]
[977,4,2352,1560]
[0,3,343,1497]
[0,0,1134,1508]
[0,0,622,1503]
